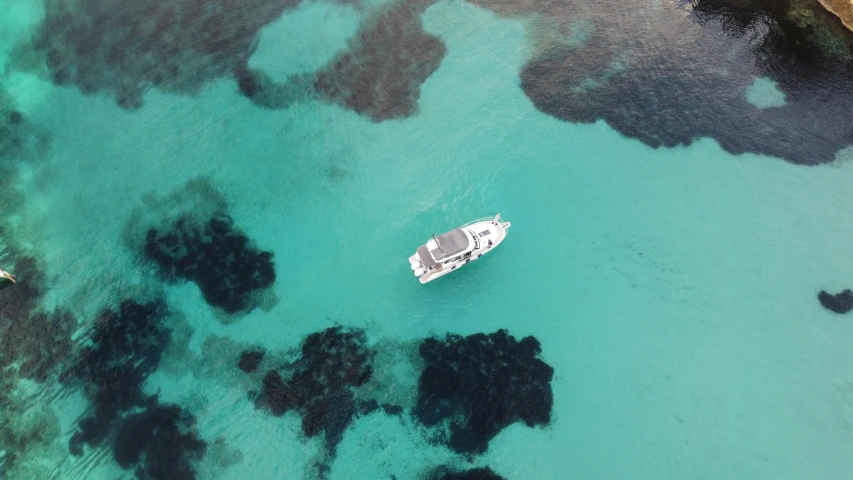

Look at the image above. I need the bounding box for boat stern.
[409,253,427,279]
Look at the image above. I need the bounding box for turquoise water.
[745,77,787,109]
[3,0,853,479]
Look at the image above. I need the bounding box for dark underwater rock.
[34,0,301,109]
[0,283,74,475]
[0,94,74,475]
[66,300,171,454]
[355,400,403,417]
[65,300,208,478]
[359,399,380,415]
[431,467,506,480]
[256,327,374,454]
[381,403,403,415]
[692,0,853,65]
[315,0,446,121]
[7,110,22,125]
[0,87,50,177]
[125,179,275,317]
[818,289,853,313]
[113,403,207,480]
[480,0,853,164]
[0,255,75,383]
[414,329,554,455]
[145,213,275,315]
[235,65,261,98]
[237,350,265,373]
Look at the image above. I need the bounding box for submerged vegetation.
[145,213,276,315]
[817,289,853,313]
[63,300,207,479]
[125,179,277,317]
[242,325,554,476]
[429,467,507,480]
[255,327,374,454]
[32,0,301,109]
[414,330,554,455]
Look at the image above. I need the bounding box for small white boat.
[0,269,15,284]
[409,214,511,284]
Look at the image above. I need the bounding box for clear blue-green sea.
[3,0,853,479]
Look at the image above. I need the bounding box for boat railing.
[460,215,501,228]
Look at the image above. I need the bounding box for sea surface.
[2,0,853,479]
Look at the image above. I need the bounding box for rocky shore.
[817,0,853,31]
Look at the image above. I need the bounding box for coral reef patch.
[0,88,70,478]
[0,89,51,214]
[145,213,276,314]
[0,253,75,383]
[238,349,266,373]
[428,466,507,480]
[63,299,207,478]
[30,0,448,121]
[254,326,374,454]
[0,379,64,479]
[315,0,447,121]
[125,179,276,316]
[482,0,853,164]
[114,403,207,480]
[414,330,554,455]
[358,398,381,415]
[818,289,853,313]
[64,300,172,453]
[32,0,302,109]
[233,66,318,110]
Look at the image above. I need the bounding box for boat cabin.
[417,227,481,268]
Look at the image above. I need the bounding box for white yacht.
[409,214,511,284]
